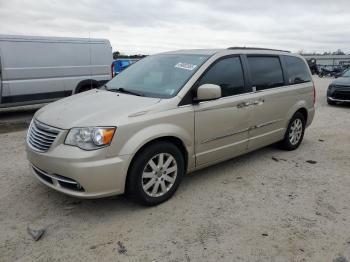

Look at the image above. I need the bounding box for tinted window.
[247,56,284,91]
[197,57,245,97]
[284,56,312,84]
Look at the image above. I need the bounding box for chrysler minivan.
[26,48,315,205]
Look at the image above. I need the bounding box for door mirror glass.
[195,84,221,102]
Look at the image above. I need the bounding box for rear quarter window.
[284,56,312,85]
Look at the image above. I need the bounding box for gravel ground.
[0,77,349,262]
[0,104,43,134]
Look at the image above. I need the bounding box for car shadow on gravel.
[0,104,43,133]
[45,145,278,212]
[32,138,313,216]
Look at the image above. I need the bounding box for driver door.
[194,56,252,166]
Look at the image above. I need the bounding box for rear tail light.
[312,82,316,105]
[111,63,115,78]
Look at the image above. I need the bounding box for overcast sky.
[1,0,350,54]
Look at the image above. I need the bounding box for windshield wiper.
[110,87,144,97]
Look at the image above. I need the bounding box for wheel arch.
[285,101,309,128]
[75,79,99,94]
[124,135,189,193]
[295,107,308,123]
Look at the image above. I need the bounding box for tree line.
[298,49,347,56]
[113,51,147,60]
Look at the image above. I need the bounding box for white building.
[302,54,350,66]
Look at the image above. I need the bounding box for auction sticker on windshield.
[175,62,198,71]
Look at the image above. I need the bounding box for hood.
[35,89,161,129]
[331,77,350,87]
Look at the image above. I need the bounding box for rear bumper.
[26,143,132,198]
[306,107,315,128]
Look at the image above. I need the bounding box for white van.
[0,35,113,108]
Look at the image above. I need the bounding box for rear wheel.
[77,85,94,93]
[280,112,306,151]
[126,141,185,206]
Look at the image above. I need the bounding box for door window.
[247,56,284,91]
[197,57,245,97]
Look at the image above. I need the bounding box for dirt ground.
[0,77,349,262]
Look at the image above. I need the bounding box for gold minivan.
[26,48,315,205]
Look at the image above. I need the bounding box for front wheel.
[126,141,185,206]
[280,112,306,151]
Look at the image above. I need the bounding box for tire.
[280,112,306,151]
[77,85,94,93]
[126,141,185,206]
[327,98,336,105]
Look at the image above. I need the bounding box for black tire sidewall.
[127,142,185,205]
[78,86,92,93]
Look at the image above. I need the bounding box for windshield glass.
[106,54,210,98]
[342,69,350,77]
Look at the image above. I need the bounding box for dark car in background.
[327,69,350,105]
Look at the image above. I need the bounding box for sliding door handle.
[237,101,251,108]
[253,99,265,105]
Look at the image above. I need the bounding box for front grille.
[333,89,350,100]
[27,119,61,152]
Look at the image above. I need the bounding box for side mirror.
[195,84,222,102]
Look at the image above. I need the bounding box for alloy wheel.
[141,153,178,197]
[289,118,303,145]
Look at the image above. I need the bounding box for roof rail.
[227,47,291,53]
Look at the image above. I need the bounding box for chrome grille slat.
[31,124,57,138]
[29,129,55,141]
[29,133,52,146]
[28,137,48,151]
[27,119,61,152]
[28,135,48,148]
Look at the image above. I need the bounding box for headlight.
[327,85,335,94]
[65,127,116,150]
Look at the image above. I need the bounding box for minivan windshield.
[106,54,209,98]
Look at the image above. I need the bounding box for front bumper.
[328,97,350,103]
[327,87,350,102]
[26,143,132,198]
